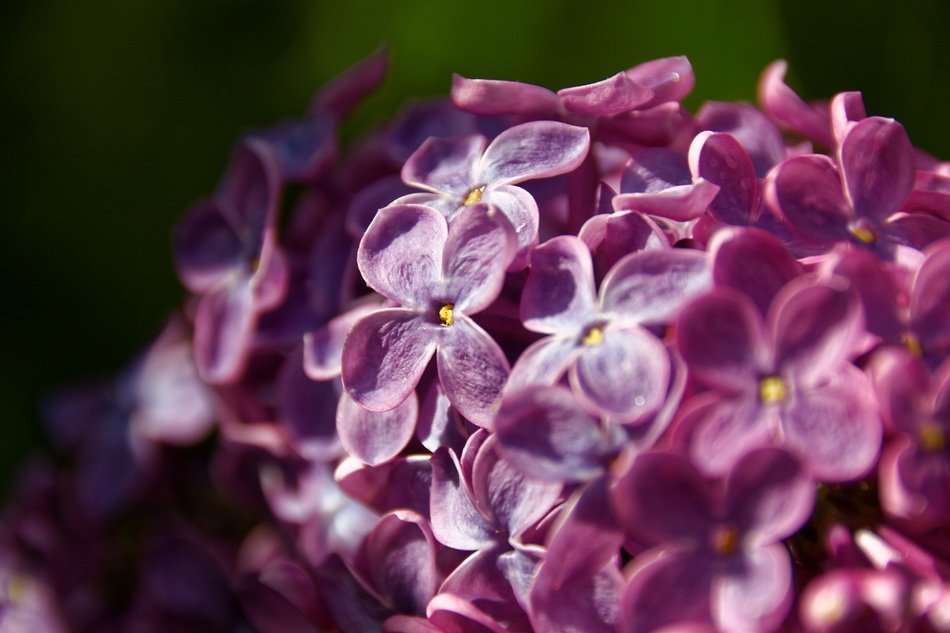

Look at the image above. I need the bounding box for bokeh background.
[2,0,948,492]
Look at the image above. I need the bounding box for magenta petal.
[612,180,721,221]
[712,544,792,633]
[427,593,510,633]
[276,352,341,462]
[757,60,832,148]
[839,117,916,222]
[443,203,516,313]
[480,184,539,256]
[478,121,590,187]
[723,448,815,543]
[709,227,801,316]
[557,71,653,116]
[572,326,670,422]
[438,547,524,622]
[830,91,867,144]
[600,248,711,325]
[824,248,902,341]
[612,451,711,545]
[771,279,863,383]
[688,131,759,225]
[303,302,379,380]
[579,210,670,278]
[172,199,245,294]
[696,102,786,177]
[451,74,562,116]
[911,240,950,352]
[436,317,510,427]
[521,236,597,334]
[626,56,695,106]
[470,434,562,538]
[312,47,388,118]
[342,309,436,412]
[193,281,256,384]
[506,336,580,392]
[619,548,712,633]
[337,392,418,466]
[676,288,766,392]
[401,135,485,197]
[873,347,929,434]
[781,364,882,481]
[429,447,495,550]
[355,511,439,615]
[357,204,446,308]
[495,386,612,482]
[680,395,775,477]
[765,154,850,242]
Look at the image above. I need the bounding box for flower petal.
[612,181,721,222]
[401,135,485,198]
[572,325,670,422]
[696,101,786,177]
[911,239,950,355]
[506,335,580,392]
[839,117,915,222]
[172,199,245,294]
[429,447,496,550]
[443,202,517,313]
[579,210,670,280]
[626,56,695,106]
[676,287,766,392]
[710,226,801,317]
[342,309,436,412]
[600,248,711,325]
[688,131,758,225]
[481,184,539,257]
[276,352,341,462]
[723,448,815,543]
[495,385,614,482]
[478,121,590,187]
[781,364,882,481]
[437,317,510,427]
[451,74,561,116]
[677,394,776,478]
[470,434,562,539]
[612,451,711,545]
[521,235,597,334]
[765,154,850,242]
[193,281,256,384]
[712,544,792,633]
[557,71,653,117]
[619,548,713,633]
[757,60,832,148]
[357,204,446,308]
[771,278,864,383]
[337,391,418,466]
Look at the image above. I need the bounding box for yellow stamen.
[759,375,787,404]
[438,304,455,327]
[849,226,876,244]
[581,325,604,347]
[918,422,946,453]
[6,574,27,604]
[901,332,923,358]
[710,523,740,556]
[463,186,485,206]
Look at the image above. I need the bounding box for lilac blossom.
[342,202,516,426]
[674,279,881,481]
[874,347,950,530]
[612,448,815,633]
[509,234,710,423]
[397,119,590,261]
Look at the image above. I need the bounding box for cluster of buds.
[3,51,950,632]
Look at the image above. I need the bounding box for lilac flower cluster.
[4,51,950,632]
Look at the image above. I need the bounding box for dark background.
[2,0,948,491]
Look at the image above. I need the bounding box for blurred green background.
[2,0,948,491]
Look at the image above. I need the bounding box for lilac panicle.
[15,52,950,633]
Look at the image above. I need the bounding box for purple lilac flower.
[612,448,815,633]
[397,119,590,262]
[874,347,950,530]
[341,202,516,426]
[510,234,710,423]
[674,278,881,480]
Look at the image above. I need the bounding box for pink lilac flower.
[509,234,710,423]
[612,448,815,633]
[674,278,881,480]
